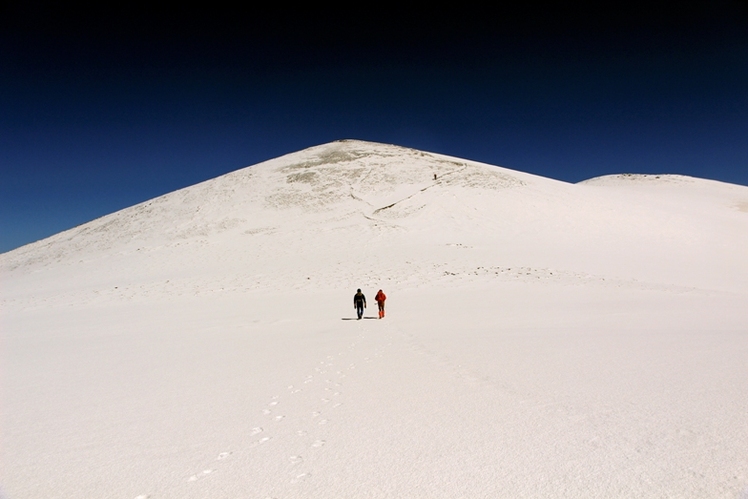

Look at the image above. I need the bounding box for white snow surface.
[2,140,747,498]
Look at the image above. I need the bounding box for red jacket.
[375,290,386,303]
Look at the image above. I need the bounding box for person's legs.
[357,304,364,319]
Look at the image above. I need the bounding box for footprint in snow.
[251,427,263,435]
[311,440,325,448]
[249,437,272,448]
[289,455,303,464]
[274,415,285,421]
[188,470,214,482]
[290,472,310,484]
[217,452,231,460]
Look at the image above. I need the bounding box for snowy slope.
[2,140,747,498]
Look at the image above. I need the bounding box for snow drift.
[2,140,747,498]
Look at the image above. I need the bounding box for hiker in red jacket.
[375,289,386,319]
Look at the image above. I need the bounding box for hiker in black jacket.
[353,289,366,319]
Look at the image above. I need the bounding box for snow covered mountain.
[5,139,747,305]
[2,140,747,498]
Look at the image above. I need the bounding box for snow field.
[2,140,747,497]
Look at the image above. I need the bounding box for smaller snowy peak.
[579,173,697,186]
[579,173,748,194]
[578,172,748,219]
[578,172,748,198]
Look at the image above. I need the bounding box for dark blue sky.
[2,3,747,253]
